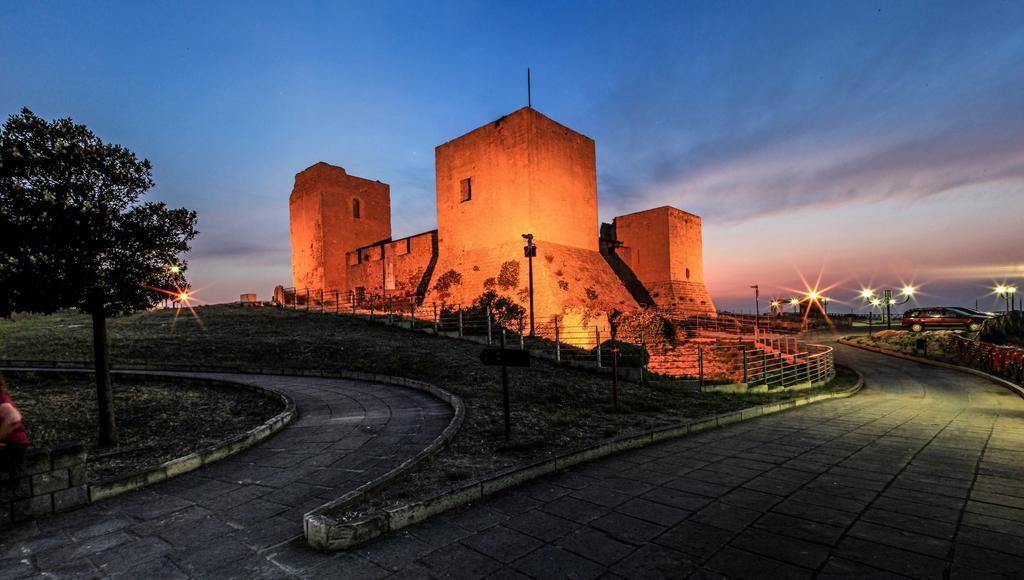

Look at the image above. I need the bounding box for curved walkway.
[354,343,1024,579]
[0,371,452,579]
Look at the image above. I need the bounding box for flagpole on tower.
[527,68,532,108]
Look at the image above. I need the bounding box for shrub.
[593,339,649,368]
[981,312,1024,347]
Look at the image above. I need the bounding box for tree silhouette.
[0,108,198,447]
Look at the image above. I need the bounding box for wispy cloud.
[639,107,1024,223]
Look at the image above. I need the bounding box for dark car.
[902,307,989,332]
[949,306,999,318]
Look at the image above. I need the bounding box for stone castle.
[288,106,715,328]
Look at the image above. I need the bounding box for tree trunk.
[91,308,117,447]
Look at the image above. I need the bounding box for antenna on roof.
[527,68,532,108]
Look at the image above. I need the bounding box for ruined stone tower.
[289,162,391,292]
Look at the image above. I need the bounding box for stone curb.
[838,338,1024,399]
[0,360,466,538]
[303,366,864,552]
[0,367,298,503]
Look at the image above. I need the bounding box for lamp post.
[751,285,760,335]
[789,297,800,316]
[996,285,1008,313]
[859,286,916,330]
[522,233,536,337]
[868,297,883,336]
[995,285,1017,313]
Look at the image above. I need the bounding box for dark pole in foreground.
[500,331,511,441]
[91,305,117,447]
[885,289,893,330]
[611,340,619,411]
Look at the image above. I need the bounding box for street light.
[995,285,1018,313]
[867,297,883,336]
[860,285,915,330]
[789,297,800,314]
[522,233,536,337]
[751,285,760,334]
[769,299,781,330]
[801,290,830,323]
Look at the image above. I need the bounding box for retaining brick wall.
[1,442,88,525]
[947,336,1024,384]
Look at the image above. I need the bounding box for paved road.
[341,343,1024,580]
[0,372,452,579]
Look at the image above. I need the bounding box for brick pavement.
[0,372,452,579]
[336,344,1024,580]
[5,342,1024,579]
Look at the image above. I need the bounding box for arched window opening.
[352,198,361,219]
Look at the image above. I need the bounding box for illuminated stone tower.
[435,107,598,257]
[611,206,716,316]
[289,162,391,292]
[428,107,636,320]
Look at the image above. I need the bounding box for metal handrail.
[272,286,835,388]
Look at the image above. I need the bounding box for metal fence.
[274,287,835,389]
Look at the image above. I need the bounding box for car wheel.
[968,322,981,332]
[910,323,924,333]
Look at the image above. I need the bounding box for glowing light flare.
[900,285,917,297]
[859,288,876,300]
[145,283,206,331]
[167,265,181,274]
[789,298,800,306]
[869,298,882,308]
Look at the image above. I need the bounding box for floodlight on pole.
[522,233,536,337]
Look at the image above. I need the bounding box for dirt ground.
[4,371,282,482]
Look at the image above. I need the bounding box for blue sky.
[2,1,1023,310]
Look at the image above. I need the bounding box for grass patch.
[843,330,960,363]
[1,305,854,511]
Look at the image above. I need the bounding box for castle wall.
[345,231,437,300]
[424,239,637,335]
[289,162,391,292]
